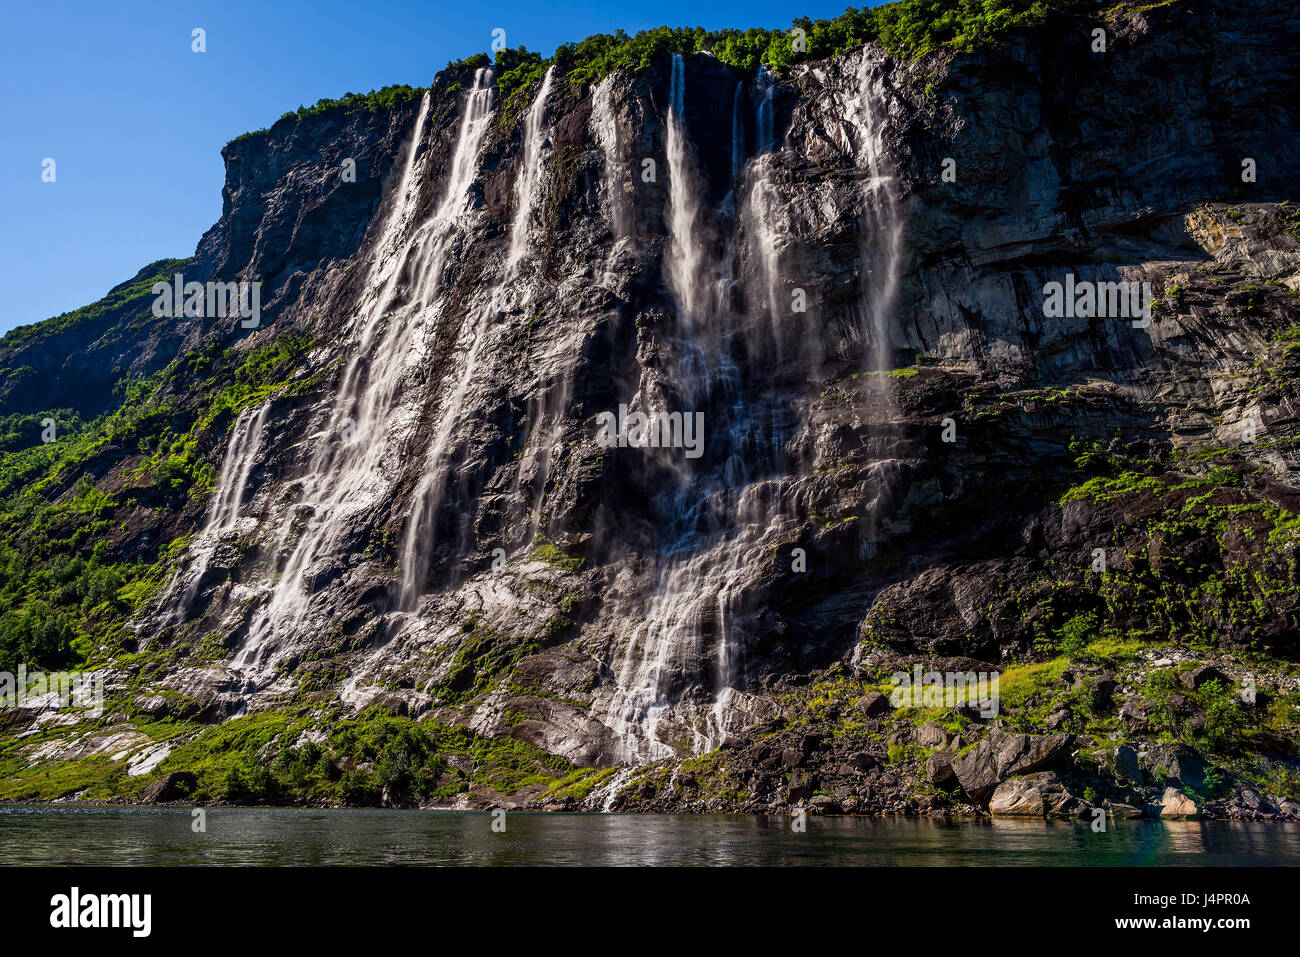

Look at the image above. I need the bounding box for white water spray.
[165,401,270,619]
[238,74,496,673]
[507,66,556,269]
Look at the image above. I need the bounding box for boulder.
[787,772,815,803]
[953,729,1075,803]
[851,751,880,771]
[140,771,197,804]
[855,692,891,717]
[1141,744,1205,790]
[1181,664,1227,691]
[1159,787,1199,818]
[1236,787,1274,814]
[1089,674,1117,710]
[1114,744,1143,785]
[988,772,1087,818]
[925,750,959,789]
[1044,708,1070,730]
[1118,697,1148,731]
[808,794,840,814]
[913,722,952,748]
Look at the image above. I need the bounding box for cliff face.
[3,0,1299,818]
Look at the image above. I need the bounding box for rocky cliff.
[2,0,1298,822]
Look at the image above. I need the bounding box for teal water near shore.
[2,806,1297,866]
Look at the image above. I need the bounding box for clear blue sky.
[0,0,858,335]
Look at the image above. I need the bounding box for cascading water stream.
[235,73,497,673]
[164,401,270,620]
[730,82,746,180]
[847,60,905,563]
[591,73,631,242]
[755,66,776,153]
[399,67,562,605]
[603,53,906,764]
[664,54,706,328]
[604,55,783,763]
[507,66,556,269]
[741,152,786,358]
[850,60,903,376]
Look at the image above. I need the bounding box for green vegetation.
[0,259,190,358]
[530,539,585,573]
[0,704,583,804]
[230,0,1110,142]
[1035,441,1300,652]
[550,1,1103,87]
[494,47,550,127]
[0,331,317,674]
[228,85,425,145]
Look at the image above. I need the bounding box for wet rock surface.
[1,0,1298,817]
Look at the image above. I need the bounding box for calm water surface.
[1,806,1297,866]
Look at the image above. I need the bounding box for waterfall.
[741,152,786,358]
[399,63,564,604]
[237,73,497,672]
[205,403,269,534]
[599,54,907,765]
[586,766,634,812]
[850,60,903,374]
[164,400,270,619]
[603,54,781,763]
[755,66,775,153]
[506,66,556,269]
[591,73,630,240]
[745,63,784,345]
[730,82,745,180]
[396,295,495,606]
[664,54,705,327]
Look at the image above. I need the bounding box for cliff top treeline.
[230,0,1107,145]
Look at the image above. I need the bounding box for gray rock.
[953,729,1075,803]
[912,722,952,748]
[1141,744,1206,790]
[855,692,891,717]
[988,772,1088,819]
[1114,745,1144,785]
[1090,674,1117,710]
[925,750,959,789]
[140,771,197,804]
[1181,664,1227,691]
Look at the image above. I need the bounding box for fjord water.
[2,807,1297,866]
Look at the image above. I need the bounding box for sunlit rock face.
[21,0,1298,806]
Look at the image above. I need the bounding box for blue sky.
[0,0,859,335]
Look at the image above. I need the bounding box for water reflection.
[0,807,1297,867]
